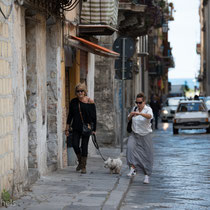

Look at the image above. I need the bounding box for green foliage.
[1,189,11,202]
[158,0,166,8]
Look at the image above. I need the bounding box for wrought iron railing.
[16,0,80,17]
[119,0,153,5]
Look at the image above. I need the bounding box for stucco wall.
[0,0,26,196]
[95,36,117,145]
[46,22,63,170]
[0,1,64,198]
[12,4,29,195]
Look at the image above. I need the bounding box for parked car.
[160,97,184,122]
[173,100,210,134]
[204,96,210,111]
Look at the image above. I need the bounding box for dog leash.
[91,134,106,161]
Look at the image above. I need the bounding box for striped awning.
[80,0,118,26]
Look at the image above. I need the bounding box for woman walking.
[65,83,96,174]
[126,92,153,184]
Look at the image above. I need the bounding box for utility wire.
[0,0,14,19]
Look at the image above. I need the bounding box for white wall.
[12,5,29,193]
[87,53,96,156]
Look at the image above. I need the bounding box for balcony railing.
[16,0,77,17]
[79,0,118,35]
[119,0,148,12]
[119,0,153,5]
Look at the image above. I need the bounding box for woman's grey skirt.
[126,132,153,176]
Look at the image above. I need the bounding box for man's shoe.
[127,167,136,177]
[143,175,149,184]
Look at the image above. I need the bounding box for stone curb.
[102,169,133,210]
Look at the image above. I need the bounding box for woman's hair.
[136,92,146,101]
[75,83,87,96]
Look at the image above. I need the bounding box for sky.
[168,0,200,79]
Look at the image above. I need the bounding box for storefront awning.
[65,35,119,58]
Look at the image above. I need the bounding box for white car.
[160,97,184,122]
[205,96,210,111]
[173,100,210,134]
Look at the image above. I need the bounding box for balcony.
[79,0,118,36]
[16,0,74,16]
[118,0,164,37]
[119,0,147,12]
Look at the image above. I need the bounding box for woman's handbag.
[127,120,132,133]
[66,129,73,148]
[78,102,92,136]
[82,123,92,136]
[127,106,137,133]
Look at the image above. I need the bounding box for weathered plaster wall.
[34,14,47,175]
[46,22,63,170]
[0,0,64,197]
[25,13,48,175]
[95,36,117,145]
[0,0,15,194]
[25,17,38,169]
[12,4,28,194]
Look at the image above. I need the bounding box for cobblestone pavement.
[120,122,210,210]
[2,122,210,210]
[3,147,130,210]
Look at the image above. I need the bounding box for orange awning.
[65,35,119,58]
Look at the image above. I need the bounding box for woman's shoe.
[76,154,82,171]
[143,175,149,184]
[81,157,87,174]
[127,167,136,177]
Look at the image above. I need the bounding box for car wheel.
[173,126,178,135]
[206,127,210,133]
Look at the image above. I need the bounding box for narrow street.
[120,122,210,209]
[3,121,210,210]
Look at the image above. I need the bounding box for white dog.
[104,157,122,174]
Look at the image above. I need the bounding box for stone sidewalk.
[3,148,132,210]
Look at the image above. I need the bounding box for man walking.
[150,94,161,129]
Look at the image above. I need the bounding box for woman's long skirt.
[126,132,153,176]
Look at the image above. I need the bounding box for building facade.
[0,0,70,200]
[198,0,210,96]
[0,0,174,201]
[95,0,174,146]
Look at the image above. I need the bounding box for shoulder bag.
[127,106,137,133]
[78,102,92,136]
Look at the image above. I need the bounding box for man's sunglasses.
[76,90,84,93]
[135,101,143,105]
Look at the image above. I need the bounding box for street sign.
[114,59,133,71]
[115,69,132,80]
[113,37,135,153]
[113,36,135,58]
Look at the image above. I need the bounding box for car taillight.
[205,118,209,122]
[174,119,176,123]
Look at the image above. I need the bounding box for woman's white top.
[130,105,153,136]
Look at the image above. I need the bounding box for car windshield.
[168,98,180,106]
[177,103,206,112]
